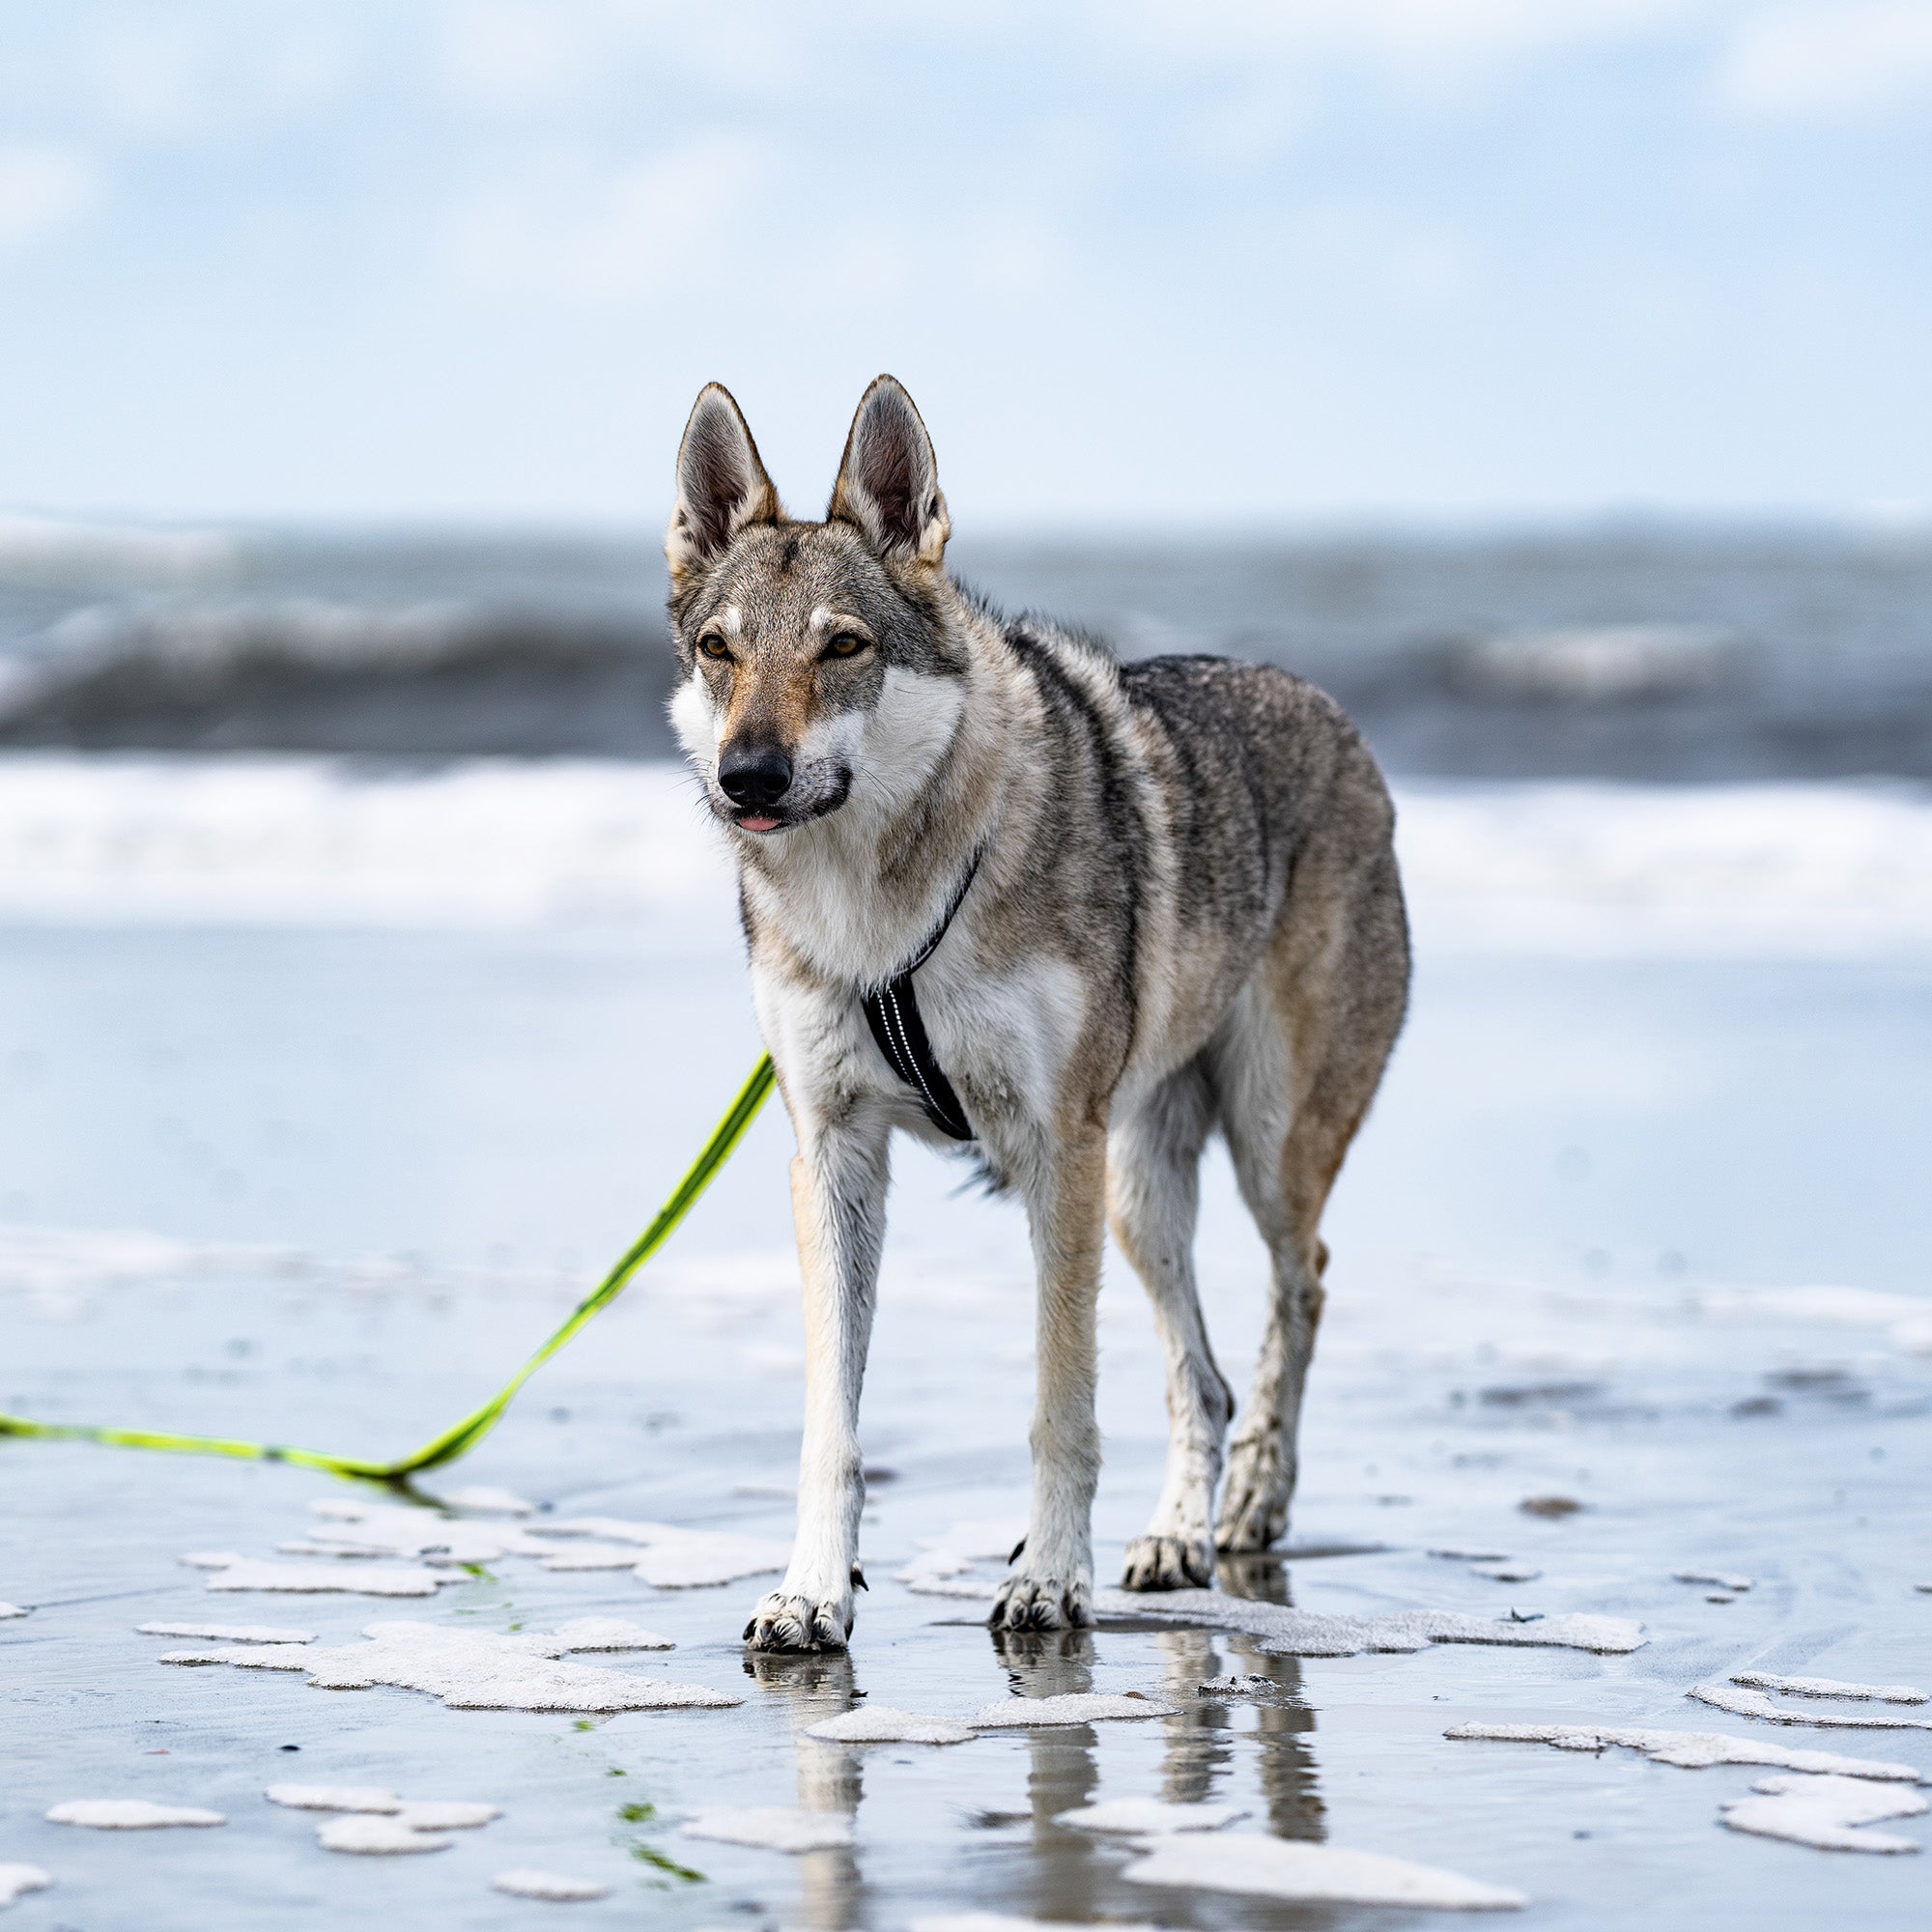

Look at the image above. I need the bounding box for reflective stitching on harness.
[882,981,947,1124]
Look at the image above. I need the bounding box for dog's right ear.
[666,384,782,588]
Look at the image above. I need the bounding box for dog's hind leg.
[1108,1063,1234,1591]
[1214,842,1408,1554]
[992,1121,1109,1633]
[745,1114,891,1652]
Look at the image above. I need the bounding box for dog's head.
[665,376,966,838]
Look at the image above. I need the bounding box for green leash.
[0,1055,776,1485]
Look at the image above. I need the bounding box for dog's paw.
[1214,1434,1293,1552]
[742,1589,852,1653]
[989,1573,1094,1632]
[1120,1532,1213,1592]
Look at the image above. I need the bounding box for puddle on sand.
[680,1806,855,1853]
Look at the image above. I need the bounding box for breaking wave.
[0,752,1925,956]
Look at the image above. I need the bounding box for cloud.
[0,147,100,254]
[447,133,767,309]
[1717,3,1932,119]
[75,11,355,145]
[1110,0,1707,66]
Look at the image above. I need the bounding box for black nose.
[718,744,793,809]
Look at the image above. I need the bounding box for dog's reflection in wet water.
[740,1586,1322,1931]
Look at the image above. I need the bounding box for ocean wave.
[0,512,236,586]
[0,597,677,756]
[0,753,1926,956]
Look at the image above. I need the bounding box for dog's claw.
[1215,1432,1293,1552]
[1120,1532,1213,1591]
[989,1574,1093,1632]
[743,1590,852,1653]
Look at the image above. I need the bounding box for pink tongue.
[740,814,780,832]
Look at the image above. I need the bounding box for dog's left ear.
[828,375,950,568]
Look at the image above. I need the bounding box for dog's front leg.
[993,1122,1106,1632]
[745,1117,890,1653]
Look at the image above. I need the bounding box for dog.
[666,376,1409,1651]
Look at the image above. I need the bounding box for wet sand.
[3,764,1929,1926]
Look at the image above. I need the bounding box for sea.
[3,513,1931,779]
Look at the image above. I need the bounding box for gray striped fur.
[666,378,1409,1649]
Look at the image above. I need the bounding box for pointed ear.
[827,375,950,568]
[666,384,782,587]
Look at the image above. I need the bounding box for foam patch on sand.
[140,1620,315,1643]
[681,1807,854,1853]
[492,1869,612,1901]
[531,1519,790,1588]
[317,1816,450,1856]
[46,1800,224,1829]
[1053,1798,1246,1834]
[1733,1672,1926,1705]
[969,1694,1176,1727]
[1690,1683,1932,1730]
[1122,1834,1525,1909]
[303,1499,552,1564]
[1090,1588,1643,1656]
[266,1785,401,1813]
[184,1552,454,1597]
[804,1705,976,1746]
[548,1617,674,1651]
[1719,1774,1927,1854]
[0,1865,52,1909]
[442,1487,536,1516]
[161,1646,313,1669]
[1447,1722,1925,1781]
[396,1801,501,1831]
[174,1620,741,1713]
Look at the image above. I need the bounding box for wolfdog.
[666,376,1409,1651]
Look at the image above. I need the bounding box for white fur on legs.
[993,1125,1107,1631]
[1108,1068,1232,1590]
[745,1122,890,1652]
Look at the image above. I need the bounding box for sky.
[1,1,1929,528]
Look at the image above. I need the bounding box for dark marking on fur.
[1004,624,1146,1065]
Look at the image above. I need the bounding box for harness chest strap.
[860,853,980,1142]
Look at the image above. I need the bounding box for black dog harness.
[861,853,980,1141]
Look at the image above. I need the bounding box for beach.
[3,753,1928,1926]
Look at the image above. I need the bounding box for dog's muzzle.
[719,744,793,810]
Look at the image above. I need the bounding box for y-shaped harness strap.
[861,851,981,1141]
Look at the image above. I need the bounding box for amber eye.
[824,633,867,659]
[696,635,730,661]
